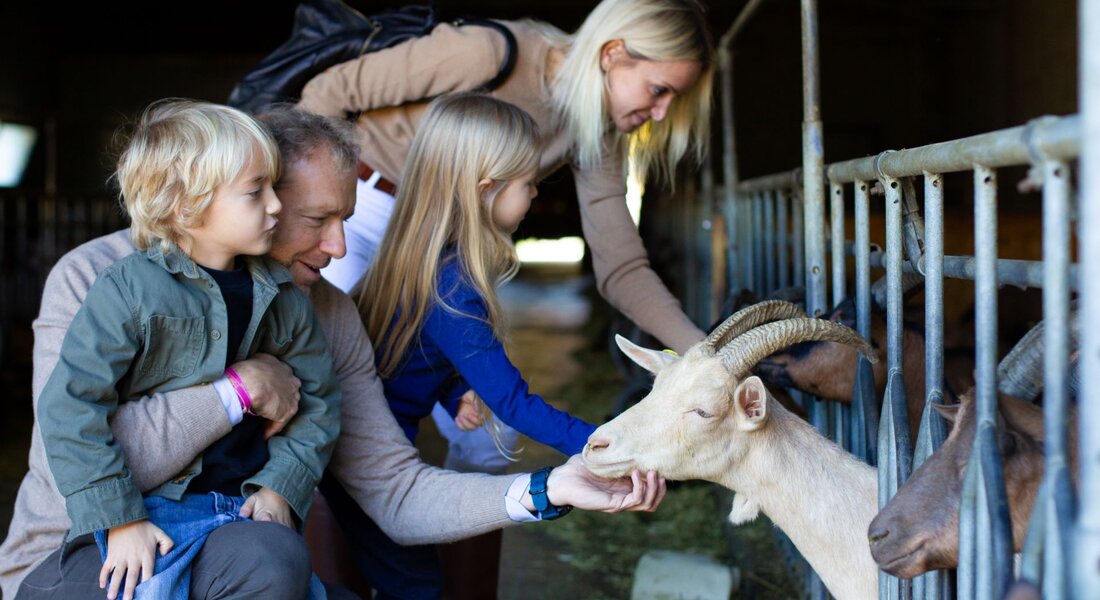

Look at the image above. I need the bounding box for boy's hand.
[99,520,174,600]
[240,486,294,528]
[454,389,485,431]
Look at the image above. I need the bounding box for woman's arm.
[298,23,506,118]
[572,154,705,354]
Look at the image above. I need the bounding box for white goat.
[583,301,880,600]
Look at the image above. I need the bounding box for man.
[0,107,664,599]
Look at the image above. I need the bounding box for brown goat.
[866,390,1077,578]
[753,297,974,438]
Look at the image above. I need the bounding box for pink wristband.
[224,367,254,416]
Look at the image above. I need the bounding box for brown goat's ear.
[931,403,960,423]
[733,376,769,431]
[615,334,679,374]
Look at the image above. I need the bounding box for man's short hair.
[257,105,360,182]
[115,99,280,251]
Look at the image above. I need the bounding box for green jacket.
[38,242,341,541]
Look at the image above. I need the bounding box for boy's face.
[269,150,356,292]
[183,149,281,270]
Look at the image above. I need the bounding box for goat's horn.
[704,300,806,351]
[870,271,924,310]
[997,308,1080,400]
[719,318,877,377]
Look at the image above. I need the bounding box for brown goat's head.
[753,297,888,402]
[583,301,876,483]
[866,391,1045,578]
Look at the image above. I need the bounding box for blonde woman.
[300,0,713,354]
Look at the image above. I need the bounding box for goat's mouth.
[581,455,637,478]
[872,539,930,579]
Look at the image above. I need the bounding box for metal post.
[777,189,790,290]
[801,0,826,318]
[700,164,715,324]
[793,191,805,291]
[765,190,777,294]
[1075,0,1100,594]
[879,175,913,599]
[853,180,878,463]
[830,182,846,306]
[753,192,765,294]
[720,47,742,293]
[914,172,949,600]
[958,165,1013,600]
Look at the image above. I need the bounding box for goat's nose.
[867,522,891,546]
[585,436,610,453]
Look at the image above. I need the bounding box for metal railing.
[678,0,1097,598]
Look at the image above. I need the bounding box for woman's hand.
[99,520,174,600]
[454,389,485,431]
[240,487,294,528]
[531,454,667,514]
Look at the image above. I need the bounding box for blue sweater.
[380,259,595,456]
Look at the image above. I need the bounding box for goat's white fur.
[586,337,879,600]
[727,494,760,525]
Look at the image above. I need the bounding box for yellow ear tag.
[662,349,679,357]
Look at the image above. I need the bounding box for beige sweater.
[0,231,516,598]
[298,20,705,353]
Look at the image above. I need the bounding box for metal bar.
[1075,0,1100,594]
[719,0,770,48]
[793,192,805,289]
[827,115,1079,183]
[719,45,741,293]
[960,165,1013,599]
[914,172,948,599]
[753,192,765,293]
[777,190,790,290]
[737,171,798,194]
[801,0,826,318]
[764,190,777,294]
[880,175,912,599]
[1040,159,1073,598]
[700,165,715,324]
[742,194,755,294]
[862,250,1080,291]
[830,181,846,306]
[853,180,877,463]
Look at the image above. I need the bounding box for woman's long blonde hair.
[361,93,540,378]
[548,0,714,184]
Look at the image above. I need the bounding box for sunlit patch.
[0,122,37,188]
[515,236,585,264]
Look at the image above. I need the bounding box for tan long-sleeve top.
[298,20,705,352]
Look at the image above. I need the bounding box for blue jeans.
[94,493,326,600]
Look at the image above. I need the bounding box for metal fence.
[669,0,1099,598]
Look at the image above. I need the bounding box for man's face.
[268,150,356,291]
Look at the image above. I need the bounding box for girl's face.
[600,40,702,133]
[488,169,539,234]
[182,147,281,270]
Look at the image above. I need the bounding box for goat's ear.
[931,402,960,423]
[733,376,769,431]
[615,334,678,374]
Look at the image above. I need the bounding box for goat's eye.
[692,408,713,419]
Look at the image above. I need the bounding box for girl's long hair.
[547,0,714,184]
[362,93,540,378]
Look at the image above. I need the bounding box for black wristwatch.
[530,467,572,520]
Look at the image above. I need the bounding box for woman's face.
[601,40,702,133]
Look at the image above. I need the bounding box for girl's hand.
[240,486,294,528]
[454,389,485,431]
[534,455,667,514]
[99,520,174,600]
